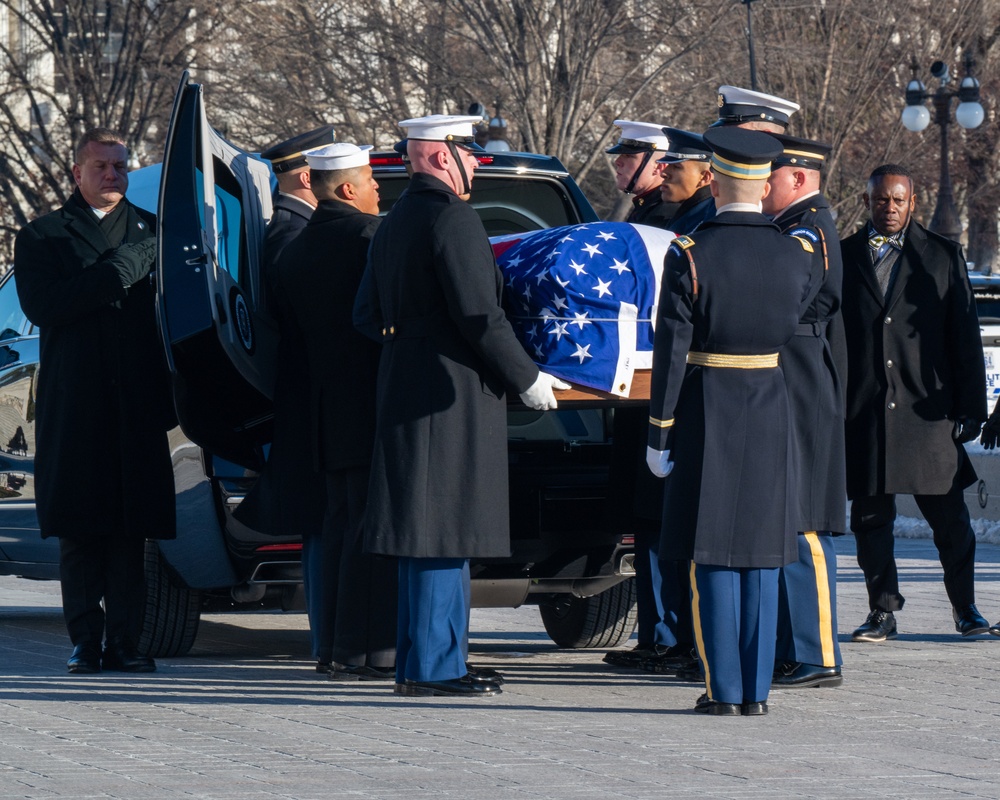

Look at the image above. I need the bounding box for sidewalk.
[2,535,1000,800]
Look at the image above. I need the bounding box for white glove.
[646,446,674,478]
[519,371,572,411]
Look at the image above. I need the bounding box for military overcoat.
[840,221,985,498]
[13,193,176,540]
[775,193,847,533]
[648,211,814,568]
[356,172,538,559]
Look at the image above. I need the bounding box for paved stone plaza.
[2,534,1000,799]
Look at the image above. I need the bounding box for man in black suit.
[14,128,176,674]
[356,114,568,697]
[276,141,397,679]
[841,164,991,642]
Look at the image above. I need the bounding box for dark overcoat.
[14,193,176,540]
[233,195,325,537]
[648,211,814,568]
[356,172,538,559]
[626,189,676,227]
[261,193,313,313]
[775,193,847,533]
[840,221,985,498]
[279,200,381,471]
[664,185,716,235]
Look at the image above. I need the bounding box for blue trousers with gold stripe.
[396,557,470,684]
[777,531,841,668]
[691,563,779,705]
[635,531,693,648]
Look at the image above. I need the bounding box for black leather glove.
[953,416,983,445]
[108,238,156,288]
[981,406,1000,450]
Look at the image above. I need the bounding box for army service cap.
[703,126,783,180]
[606,120,671,154]
[770,133,832,171]
[656,127,712,164]
[713,86,800,128]
[261,124,337,173]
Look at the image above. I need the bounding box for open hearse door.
[156,71,276,469]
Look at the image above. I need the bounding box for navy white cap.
[713,86,800,128]
[656,127,711,164]
[303,142,373,171]
[606,120,670,154]
[770,133,832,171]
[261,124,336,173]
[397,114,486,151]
[703,127,783,180]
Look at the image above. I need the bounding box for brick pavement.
[2,535,1000,799]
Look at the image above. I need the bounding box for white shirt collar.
[715,201,762,214]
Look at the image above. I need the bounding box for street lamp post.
[901,51,985,241]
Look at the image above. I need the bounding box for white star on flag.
[492,221,676,397]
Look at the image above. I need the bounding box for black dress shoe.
[953,605,991,636]
[466,663,504,684]
[851,610,896,642]
[742,701,768,716]
[102,638,156,673]
[328,663,395,681]
[67,643,102,674]
[316,660,332,674]
[639,644,698,674]
[602,645,661,668]
[991,621,1000,637]
[693,693,741,716]
[394,676,502,697]
[772,662,842,688]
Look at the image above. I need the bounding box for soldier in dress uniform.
[606,120,674,226]
[646,127,815,716]
[260,125,337,297]
[762,134,847,689]
[712,85,800,133]
[234,123,336,672]
[355,114,569,697]
[276,142,397,680]
[620,128,715,679]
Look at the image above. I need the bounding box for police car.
[0,72,638,657]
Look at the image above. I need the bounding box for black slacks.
[58,534,146,647]
[850,486,976,612]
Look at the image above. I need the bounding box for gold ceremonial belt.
[686,351,779,369]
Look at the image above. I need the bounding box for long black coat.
[841,222,985,498]
[234,195,325,537]
[14,194,175,540]
[280,200,381,471]
[774,193,847,533]
[648,211,814,568]
[626,189,675,227]
[356,172,538,559]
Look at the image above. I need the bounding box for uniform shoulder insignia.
[791,235,815,253]
[788,226,820,244]
[672,235,695,250]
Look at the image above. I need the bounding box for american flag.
[492,222,675,397]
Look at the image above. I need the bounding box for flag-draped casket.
[492,222,675,400]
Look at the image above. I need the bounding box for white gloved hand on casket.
[519,371,572,411]
[646,446,674,478]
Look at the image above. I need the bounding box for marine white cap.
[397,114,484,147]
[303,142,373,171]
[714,86,801,127]
[606,120,671,154]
